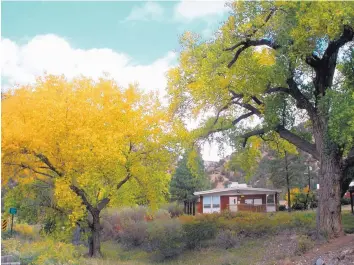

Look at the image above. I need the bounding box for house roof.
[194,186,282,196]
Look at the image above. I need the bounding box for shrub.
[118,221,148,249]
[215,229,240,249]
[145,219,185,260]
[2,238,79,265]
[119,206,148,224]
[220,209,238,219]
[178,215,195,224]
[291,212,315,230]
[341,197,351,205]
[310,201,318,209]
[101,211,122,240]
[153,209,171,220]
[101,206,148,241]
[162,202,184,218]
[101,218,118,241]
[295,235,314,255]
[292,203,305,211]
[182,219,217,249]
[13,223,37,240]
[278,205,286,211]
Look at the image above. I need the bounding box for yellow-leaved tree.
[2,75,176,257]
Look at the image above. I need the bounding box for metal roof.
[194,186,282,196]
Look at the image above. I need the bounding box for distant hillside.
[204,156,247,189]
[204,150,319,191]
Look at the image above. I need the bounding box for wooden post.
[10,214,14,236]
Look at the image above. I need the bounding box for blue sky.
[1,1,231,160]
[2,1,228,86]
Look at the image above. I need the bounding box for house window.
[203,196,211,208]
[245,199,253,204]
[267,194,275,204]
[212,196,220,208]
[254,198,262,205]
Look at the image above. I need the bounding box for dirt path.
[281,234,354,265]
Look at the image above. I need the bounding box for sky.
[1,0,232,161]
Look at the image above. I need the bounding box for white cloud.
[0,34,232,162]
[125,1,164,22]
[1,34,176,97]
[174,0,228,21]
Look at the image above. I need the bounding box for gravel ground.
[278,234,354,265]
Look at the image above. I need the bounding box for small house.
[194,182,281,214]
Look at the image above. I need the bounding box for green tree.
[168,1,354,237]
[170,150,210,202]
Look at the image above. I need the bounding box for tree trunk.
[317,152,343,237]
[88,210,102,258]
[285,152,292,212]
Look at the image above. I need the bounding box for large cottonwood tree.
[168,1,354,237]
[2,76,176,257]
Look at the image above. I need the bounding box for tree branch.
[97,198,110,211]
[286,78,316,116]
[224,41,246,51]
[213,101,235,126]
[246,7,278,38]
[20,149,64,177]
[70,185,95,213]
[232,112,254,125]
[324,25,354,61]
[234,101,261,116]
[4,162,55,179]
[265,86,290,94]
[342,147,354,173]
[266,79,316,118]
[227,39,280,68]
[117,172,132,190]
[239,125,319,160]
[240,128,266,147]
[276,125,319,160]
[251,96,263,105]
